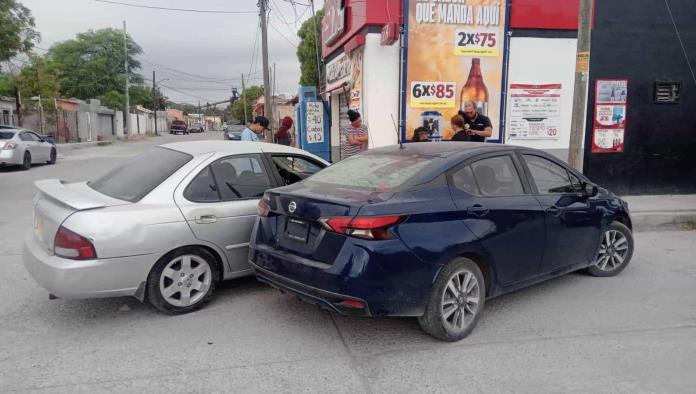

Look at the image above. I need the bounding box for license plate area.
[285,217,309,243]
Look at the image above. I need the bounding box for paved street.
[1,132,695,393]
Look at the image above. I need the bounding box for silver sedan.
[0,127,57,169]
[23,141,328,313]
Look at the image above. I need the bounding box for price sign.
[410,81,456,108]
[454,30,499,57]
[305,102,324,144]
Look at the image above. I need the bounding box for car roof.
[161,140,328,163]
[365,141,524,161]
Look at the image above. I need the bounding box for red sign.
[322,0,345,46]
[510,0,594,30]
[591,79,628,153]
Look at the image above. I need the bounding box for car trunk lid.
[32,179,129,253]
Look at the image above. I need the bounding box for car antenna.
[391,114,404,149]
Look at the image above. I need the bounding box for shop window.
[654,81,681,104]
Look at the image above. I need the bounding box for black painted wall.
[583,0,696,195]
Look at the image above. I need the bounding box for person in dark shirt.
[411,126,430,142]
[450,114,470,141]
[458,100,493,142]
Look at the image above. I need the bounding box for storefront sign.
[322,0,345,46]
[592,79,627,153]
[350,49,363,111]
[403,1,507,141]
[305,101,324,144]
[508,84,562,140]
[381,23,399,46]
[325,52,351,91]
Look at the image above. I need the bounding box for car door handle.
[545,206,562,216]
[195,215,218,224]
[467,205,489,217]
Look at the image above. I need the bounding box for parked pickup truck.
[169,120,188,135]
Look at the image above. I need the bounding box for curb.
[631,210,696,232]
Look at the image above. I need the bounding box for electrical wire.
[93,0,256,14]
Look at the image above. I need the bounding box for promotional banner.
[403,0,507,142]
[508,83,562,140]
[592,79,627,153]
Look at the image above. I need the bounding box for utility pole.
[123,21,132,137]
[310,0,323,90]
[272,62,277,130]
[259,0,272,141]
[567,0,594,171]
[14,86,22,127]
[152,70,158,136]
[241,73,248,124]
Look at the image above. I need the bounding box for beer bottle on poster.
[459,58,489,115]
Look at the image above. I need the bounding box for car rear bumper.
[23,232,154,299]
[0,149,21,165]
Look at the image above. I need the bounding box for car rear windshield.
[306,153,433,192]
[0,131,15,139]
[88,147,192,202]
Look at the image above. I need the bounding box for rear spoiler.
[34,179,111,211]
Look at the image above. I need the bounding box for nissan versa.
[249,143,634,341]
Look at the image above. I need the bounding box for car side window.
[523,154,574,194]
[271,155,325,185]
[451,165,479,195]
[184,167,220,202]
[469,155,525,196]
[19,132,32,141]
[28,132,42,141]
[210,154,272,201]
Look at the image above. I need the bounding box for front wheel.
[418,258,485,341]
[47,148,57,164]
[586,221,634,277]
[146,247,220,314]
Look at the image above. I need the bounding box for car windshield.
[88,147,192,202]
[0,131,15,139]
[305,153,433,192]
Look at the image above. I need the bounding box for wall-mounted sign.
[508,83,562,140]
[322,0,345,46]
[325,52,351,91]
[305,101,324,144]
[592,79,628,153]
[381,23,399,46]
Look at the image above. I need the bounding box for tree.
[296,8,324,88]
[48,28,143,99]
[99,85,167,111]
[0,73,15,96]
[231,85,262,122]
[0,0,39,64]
[16,54,60,99]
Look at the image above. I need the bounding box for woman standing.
[450,114,470,141]
[341,109,369,159]
[274,116,293,146]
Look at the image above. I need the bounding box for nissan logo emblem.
[288,201,297,213]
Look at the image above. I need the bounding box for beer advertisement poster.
[592,79,628,153]
[508,83,562,140]
[403,0,507,142]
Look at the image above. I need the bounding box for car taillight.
[2,142,17,150]
[321,215,403,240]
[54,226,97,260]
[257,198,270,217]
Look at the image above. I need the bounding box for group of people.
[240,115,296,146]
[238,99,492,158]
[413,100,493,143]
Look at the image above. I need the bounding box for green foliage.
[99,85,167,112]
[16,54,60,99]
[231,85,263,122]
[47,28,143,99]
[0,0,40,63]
[98,90,125,111]
[297,8,324,88]
[0,73,15,96]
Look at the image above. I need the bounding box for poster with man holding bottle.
[404,0,506,142]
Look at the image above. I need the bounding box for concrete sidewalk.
[56,134,152,153]
[622,194,696,231]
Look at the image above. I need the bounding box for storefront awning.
[319,82,349,96]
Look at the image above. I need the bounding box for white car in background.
[23,141,328,313]
[0,126,57,170]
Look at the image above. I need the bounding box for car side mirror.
[582,182,599,197]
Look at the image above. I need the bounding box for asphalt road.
[1,132,695,393]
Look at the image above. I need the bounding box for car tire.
[146,247,221,314]
[585,221,634,277]
[418,258,485,341]
[21,151,31,170]
[47,148,57,164]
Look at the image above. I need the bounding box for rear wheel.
[21,151,31,170]
[147,247,220,314]
[586,221,634,277]
[418,258,485,341]
[47,148,57,164]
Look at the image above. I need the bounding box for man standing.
[341,109,368,160]
[459,100,493,142]
[241,116,269,141]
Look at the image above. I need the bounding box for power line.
[139,57,244,82]
[93,0,256,14]
[268,16,298,48]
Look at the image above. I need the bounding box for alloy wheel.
[441,269,480,332]
[159,254,212,307]
[594,229,629,272]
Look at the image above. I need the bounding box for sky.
[20,0,324,106]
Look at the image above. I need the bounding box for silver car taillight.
[2,142,17,150]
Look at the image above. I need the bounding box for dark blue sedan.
[249,143,634,341]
